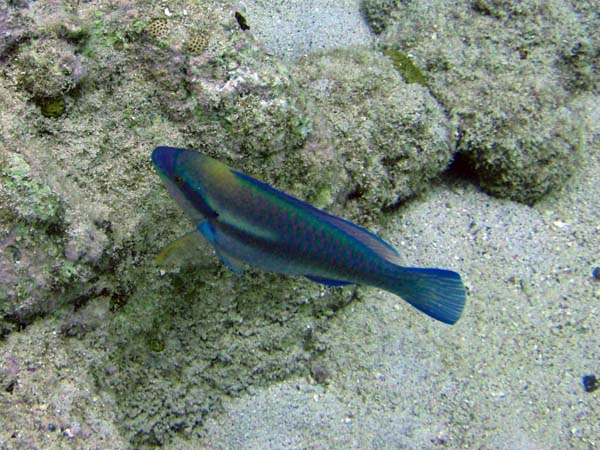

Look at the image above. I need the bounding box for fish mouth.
[151,146,180,176]
[151,146,218,222]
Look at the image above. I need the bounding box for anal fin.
[305,275,353,287]
[214,247,245,274]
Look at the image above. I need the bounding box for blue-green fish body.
[152,146,466,324]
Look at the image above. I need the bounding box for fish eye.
[174,175,184,186]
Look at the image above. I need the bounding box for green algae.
[38,96,67,118]
[383,48,428,86]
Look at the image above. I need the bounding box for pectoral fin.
[198,220,216,243]
[155,230,212,268]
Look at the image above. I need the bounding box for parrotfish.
[152,146,466,324]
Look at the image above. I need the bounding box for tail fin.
[381,266,466,325]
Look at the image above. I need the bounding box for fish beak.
[152,146,180,177]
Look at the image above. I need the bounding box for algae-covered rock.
[10,36,83,99]
[94,263,352,446]
[0,81,80,337]
[360,0,403,34]
[363,0,595,203]
[291,48,453,222]
[5,33,85,118]
[0,1,29,57]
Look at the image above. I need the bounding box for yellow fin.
[155,231,214,269]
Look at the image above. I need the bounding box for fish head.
[152,146,227,223]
